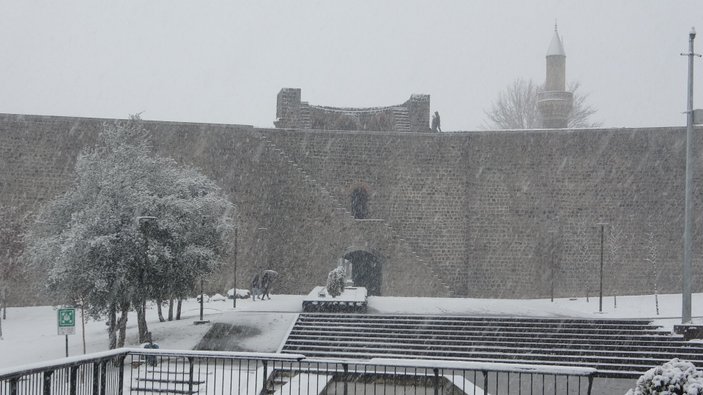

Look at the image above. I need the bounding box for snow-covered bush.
[227,288,250,299]
[210,293,226,302]
[326,266,346,298]
[626,358,703,395]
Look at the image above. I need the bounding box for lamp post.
[250,227,268,302]
[199,278,204,321]
[681,27,700,324]
[547,229,557,302]
[257,227,268,262]
[233,227,238,308]
[597,223,608,313]
[255,227,268,270]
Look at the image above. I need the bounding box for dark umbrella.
[263,269,279,277]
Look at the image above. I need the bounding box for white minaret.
[537,25,573,128]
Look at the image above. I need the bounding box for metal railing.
[0,349,597,395]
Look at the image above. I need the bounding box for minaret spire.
[537,24,573,128]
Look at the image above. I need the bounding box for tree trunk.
[136,300,149,343]
[116,302,130,348]
[156,298,165,322]
[168,298,174,321]
[108,303,117,349]
[117,321,126,348]
[176,299,182,320]
[1,286,6,320]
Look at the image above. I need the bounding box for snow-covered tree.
[483,79,601,129]
[0,205,27,320]
[627,358,703,394]
[24,117,235,348]
[326,266,346,298]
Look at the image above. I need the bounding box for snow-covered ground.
[1,291,702,370]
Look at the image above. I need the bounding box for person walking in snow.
[250,273,261,301]
[260,270,278,300]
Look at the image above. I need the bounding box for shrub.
[626,358,703,395]
[326,266,346,298]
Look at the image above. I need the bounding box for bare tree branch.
[483,78,601,129]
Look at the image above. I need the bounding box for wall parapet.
[274,88,431,132]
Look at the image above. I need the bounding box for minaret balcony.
[537,90,573,104]
[537,91,573,115]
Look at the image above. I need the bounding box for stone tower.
[537,26,573,128]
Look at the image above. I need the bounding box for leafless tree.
[574,223,592,301]
[644,222,660,315]
[483,79,601,129]
[607,224,627,308]
[567,82,601,128]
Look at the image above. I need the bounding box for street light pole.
[199,279,204,321]
[596,223,608,313]
[547,229,557,302]
[233,227,238,309]
[682,27,700,324]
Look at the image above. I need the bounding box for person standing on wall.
[431,111,441,132]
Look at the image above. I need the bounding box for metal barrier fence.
[0,349,597,395]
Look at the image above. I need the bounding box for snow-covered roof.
[547,28,566,57]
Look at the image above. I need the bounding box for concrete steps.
[391,107,411,132]
[280,313,703,379]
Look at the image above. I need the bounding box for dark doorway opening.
[351,187,369,219]
[343,250,382,296]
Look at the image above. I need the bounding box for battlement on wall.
[274,88,431,132]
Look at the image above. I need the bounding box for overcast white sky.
[0,1,700,131]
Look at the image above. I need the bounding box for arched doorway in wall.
[343,249,382,296]
[350,186,369,219]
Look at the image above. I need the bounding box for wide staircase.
[280,313,703,379]
[391,107,411,132]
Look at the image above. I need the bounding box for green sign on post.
[58,308,76,335]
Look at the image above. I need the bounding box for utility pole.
[681,27,700,324]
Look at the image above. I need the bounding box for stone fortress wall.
[1,112,702,303]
